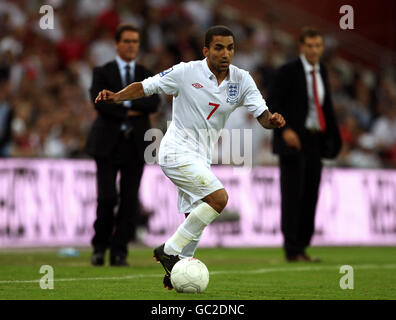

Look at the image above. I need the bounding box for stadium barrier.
[0,159,395,247]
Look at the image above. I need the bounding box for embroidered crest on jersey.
[192,83,203,89]
[226,82,240,104]
[159,67,174,77]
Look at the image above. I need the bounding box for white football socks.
[179,234,202,259]
[164,202,219,256]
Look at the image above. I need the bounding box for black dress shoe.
[285,254,303,262]
[91,252,105,266]
[300,253,321,263]
[110,255,130,267]
[286,253,321,263]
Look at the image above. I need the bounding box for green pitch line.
[0,247,395,300]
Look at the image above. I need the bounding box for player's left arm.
[241,72,285,130]
[257,109,286,129]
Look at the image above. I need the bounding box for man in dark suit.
[86,24,160,266]
[268,27,341,262]
[0,79,13,157]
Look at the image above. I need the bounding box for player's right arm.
[96,63,185,104]
[95,82,145,104]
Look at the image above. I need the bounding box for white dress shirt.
[116,55,135,108]
[142,58,268,166]
[300,54,325,131]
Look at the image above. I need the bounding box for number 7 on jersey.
[207,102,220,120]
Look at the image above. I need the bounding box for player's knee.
[203,189,228,213]
[215,189,228,213]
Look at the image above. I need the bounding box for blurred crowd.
[0,0,395,168]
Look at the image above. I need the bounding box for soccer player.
[95,25,286,289]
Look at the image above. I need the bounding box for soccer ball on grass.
[170,258,209,293]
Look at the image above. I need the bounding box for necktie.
[311,69,326,132]
[125,65,132,86]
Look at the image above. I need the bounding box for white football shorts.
[160,161,224,214]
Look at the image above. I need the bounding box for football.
[170,258,209,293]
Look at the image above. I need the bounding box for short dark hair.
[204,25,235,48]
[299,26,323,43]
[115,23,140,43]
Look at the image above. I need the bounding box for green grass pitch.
[1,246,395,300]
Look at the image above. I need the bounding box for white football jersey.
[142,58,268,166]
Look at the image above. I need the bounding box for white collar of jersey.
[201,58,231,81]
[300,54,320,74]
[115,55,136,72]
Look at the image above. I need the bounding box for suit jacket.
[0,105,13,152]
[85,61,160,159]
[268,58,341,159]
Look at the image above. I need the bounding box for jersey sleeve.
[142,62,185,96]
[239,72,268,118]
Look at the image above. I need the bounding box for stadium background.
[0,0,395,248]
